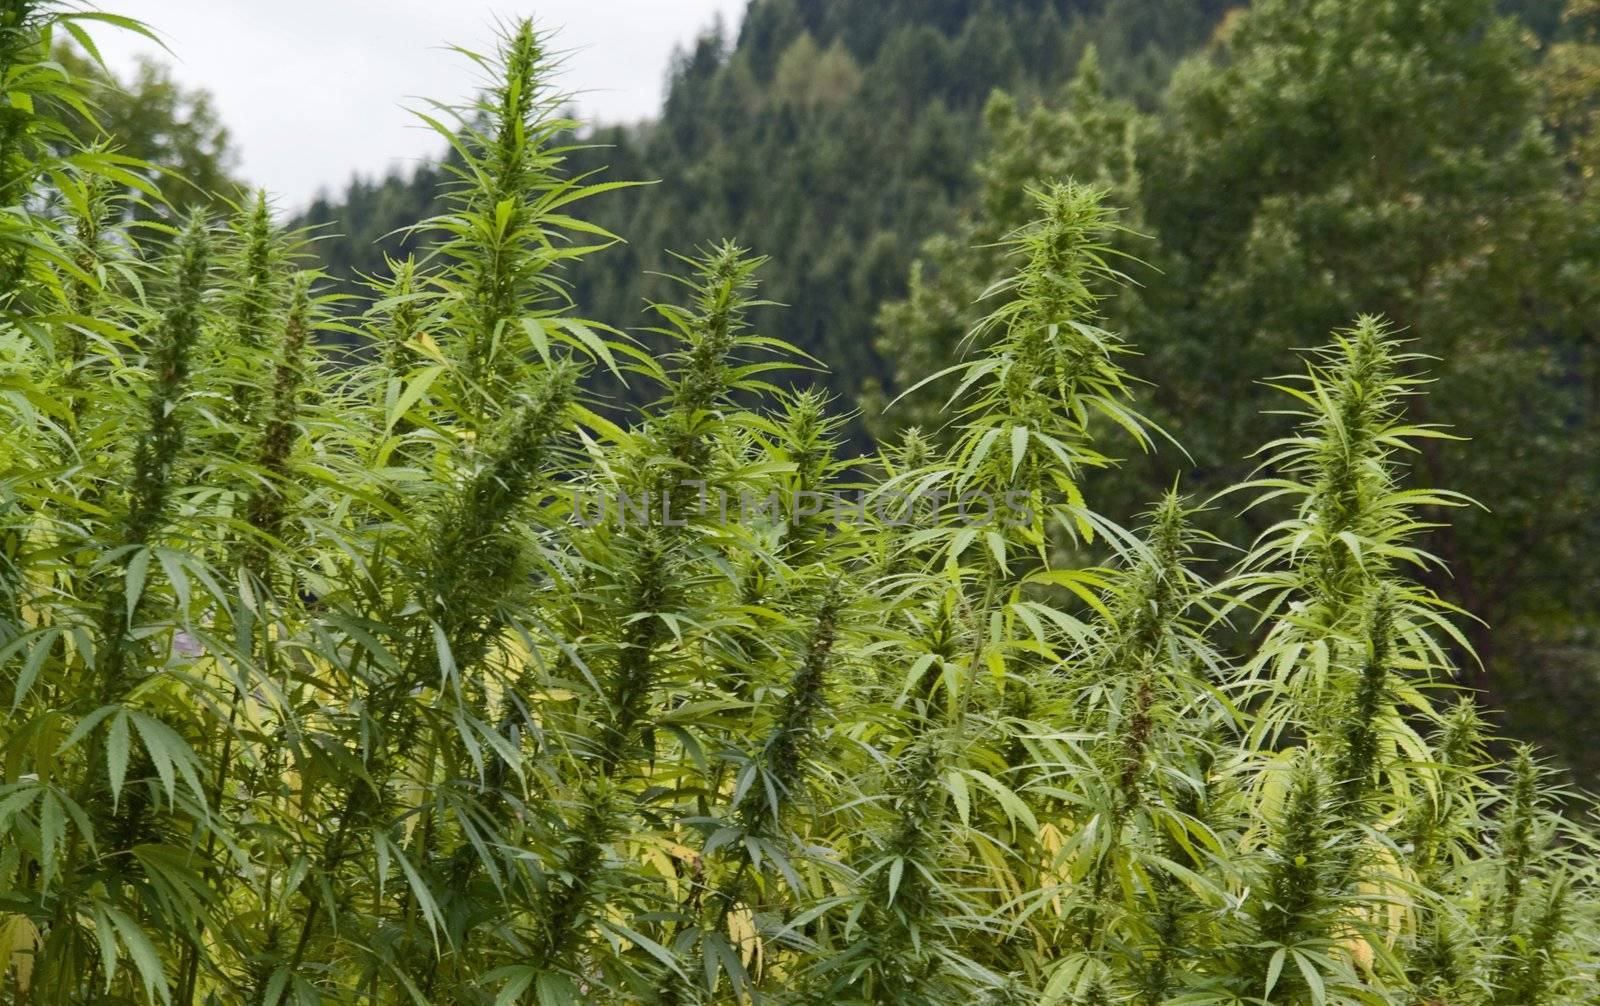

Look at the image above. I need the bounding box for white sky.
[93,1,748,209]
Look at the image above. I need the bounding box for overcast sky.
[95,1,748,208]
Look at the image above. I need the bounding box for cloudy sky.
[95,1,748,208]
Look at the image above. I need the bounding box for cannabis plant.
[1,6,1596,1006]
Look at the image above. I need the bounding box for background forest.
[4,0,1600,1003]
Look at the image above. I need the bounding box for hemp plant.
[1,6,1596,1006]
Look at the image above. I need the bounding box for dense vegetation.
[3,3,1599,1004]
[872,0,1600,777]
[293,0,1600,781]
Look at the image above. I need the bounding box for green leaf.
[105,905,168,1005]
[1264,947,1286,999]
[536,973,580,1006]
[1291,950,1326,1006]
[9,627,61,709]
[38,792,64,886]
[488,967,534,1006]
[107,709,130,809]
[385,364,444,432]
[124,546,151,623]
[886,857,905,905]
[129,711,205,806]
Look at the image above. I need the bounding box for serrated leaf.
[107,710,130,809]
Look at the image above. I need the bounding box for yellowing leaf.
[727,902,762,975]
[1,914,40,994]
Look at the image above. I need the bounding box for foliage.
[862,46,1150,438]
[2,8,1598,1005]
[288,1,1600,782]
[52,43,244,218]
[289,1,1600,781]
[871,0,1600,779]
